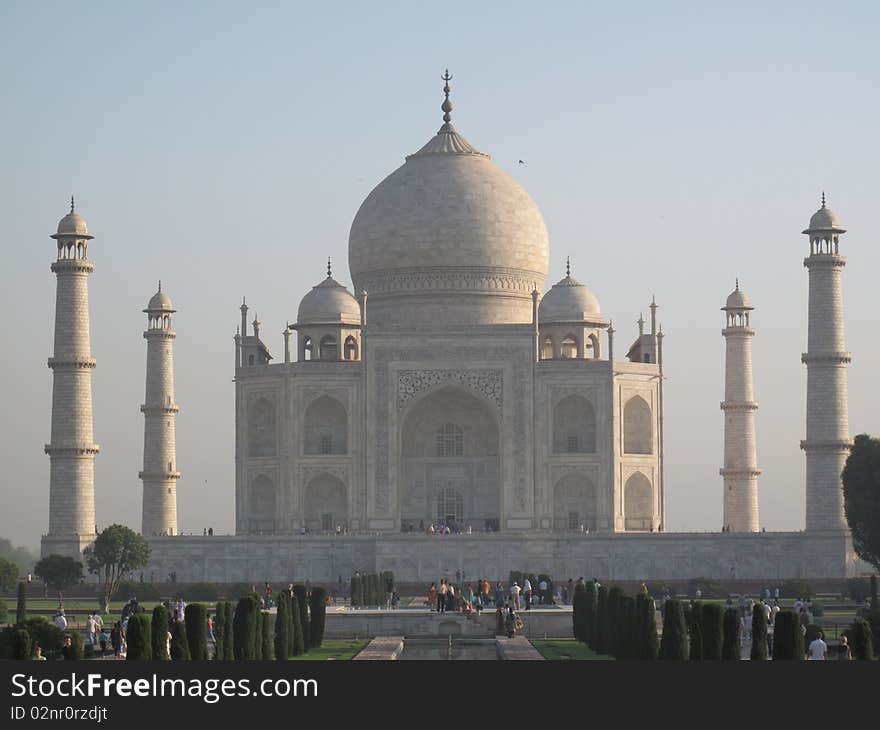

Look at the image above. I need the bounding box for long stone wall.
[143,530,856,584]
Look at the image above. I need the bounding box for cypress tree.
[636,593,659,660]
[572,583,586,643]
[607,587,623,657]
[185,603,208,661]
[126,614,152,660]
[254,609,263,660]
[68,631,84,660]
[595,585,609,655]
[291,594,304,656]
[772,609,803,661]
[170,620,190,660]
[659,599,688,660]
[16,581,27,625]
[293,585,310,651]
[700,603,724,660]
[620,595,636,660]
[584,581,597,648]
[151,604,170,660]
[261,611,273,659]
[274,592,290,660]
[350,575,363,608]
[850,618,874,660]
[750,604,768,661]
[214,602,226,660]
[223,602,235,660]
[722,607,742,660]
[309,587,327,648]
[687,601,703,661]
[233,595,257,660]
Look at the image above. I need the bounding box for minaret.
[139,282,180,536]
[42,198,99,558]
[720,281,760,532]
[801,194,851,531]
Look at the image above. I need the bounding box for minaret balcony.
[139,470,181,480]
[140,403,180,415]
[47,357,96,370]
[50,259,94,274]
[800,439,853,452]
[45,443,100,456]
[800,352,851,364]
[719,467,762,477]
[803,254,845,268]
[720,401,758,411]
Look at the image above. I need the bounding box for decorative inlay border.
[396,369,502,411]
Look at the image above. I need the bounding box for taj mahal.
[40,75,858,583]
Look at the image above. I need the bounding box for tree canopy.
[34,555,83,607]
[83,525,150,611]
[842,434,880,571]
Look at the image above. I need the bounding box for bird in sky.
[518,159,525,164]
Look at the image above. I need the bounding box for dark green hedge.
[126,614,152,660]
[722,607,741,660]
[309,588,327,648]
[636,594,658,660]
[772,610,804,661]
[750,604,768,661]
[659,599,688,660]
[274,592,290,660]
[293,585,310,652]
[233,595,258,660]
[700,603,724,660]
[151,605,170,660]
[185,603,208,661]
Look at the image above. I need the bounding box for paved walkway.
[497,637,545,660]
[352,636,404,660]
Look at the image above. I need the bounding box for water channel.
[398,637,500,660]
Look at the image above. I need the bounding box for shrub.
[151,605,170,660]
[722,607,741,660]
[293,585,310,652]
[583,582,597,647]
[850,619,874,660]
[170,620,190,660]
[810,601,825,618]
[686,602,703,660]
[688,577,726,599]
[110,579,160,602]
[636,594,658,660]
[274,592,290,660]
[22,617,65,657]
[180,583,219,602]
[700,604,724,660]
[865,610,880,657]
[772,610,804,661]
[0,599,7,625]
[185,603,208,661]
[659,599,688,660]
[595,586,609,655]
[16,582,27,624]
[291,594,304,656]
[750,604,768,660]
[125,614,152,660]
[846,577,872,603]
[780,579,814,600]
[261,611,273,659]
[11,628,31,660]
[233,595,258,660]
[309,587,327,648]
[68,630,84,660]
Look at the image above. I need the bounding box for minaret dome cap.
[722,284,753,311]
[803,194,845,235]
[51,201,94,240]
[145,285,175,313]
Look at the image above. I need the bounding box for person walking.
[509,581,521,611]
[522,577,532,611]
[438,579,448,613]
[385,575,395,609]
[807,630,827,660]
[428,582,437,611]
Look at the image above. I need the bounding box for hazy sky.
[2,2,879,551]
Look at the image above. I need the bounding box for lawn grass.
[530,639,613,661]
[287,640,368,661]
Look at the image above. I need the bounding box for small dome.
[724,285,752,310]
[803,196,845,235]
[539,274,603,323]
[51,203,93,239]
[296,276,361,326]
[147,289,174,312]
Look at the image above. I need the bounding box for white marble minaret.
[801,194,851,531]
[139,283,180,536]
[720,281,760,532]
[42,198,99,559]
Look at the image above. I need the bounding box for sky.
[2,1,879,551]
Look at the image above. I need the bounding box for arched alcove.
[552,395,596,453]
[624,472,653,531]
[623,396,652,454]
[303,396,347,455]
[248,398,277,457]
[553,471,597,531]
[303,474,347,532]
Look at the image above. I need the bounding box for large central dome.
[348,87,549,328]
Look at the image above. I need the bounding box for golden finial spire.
[565,256,571,277]
[441,69,453,124]
[327,256,332,278]
[70,195,75,213]
[821,191,826,208]
[158,279,162,293]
